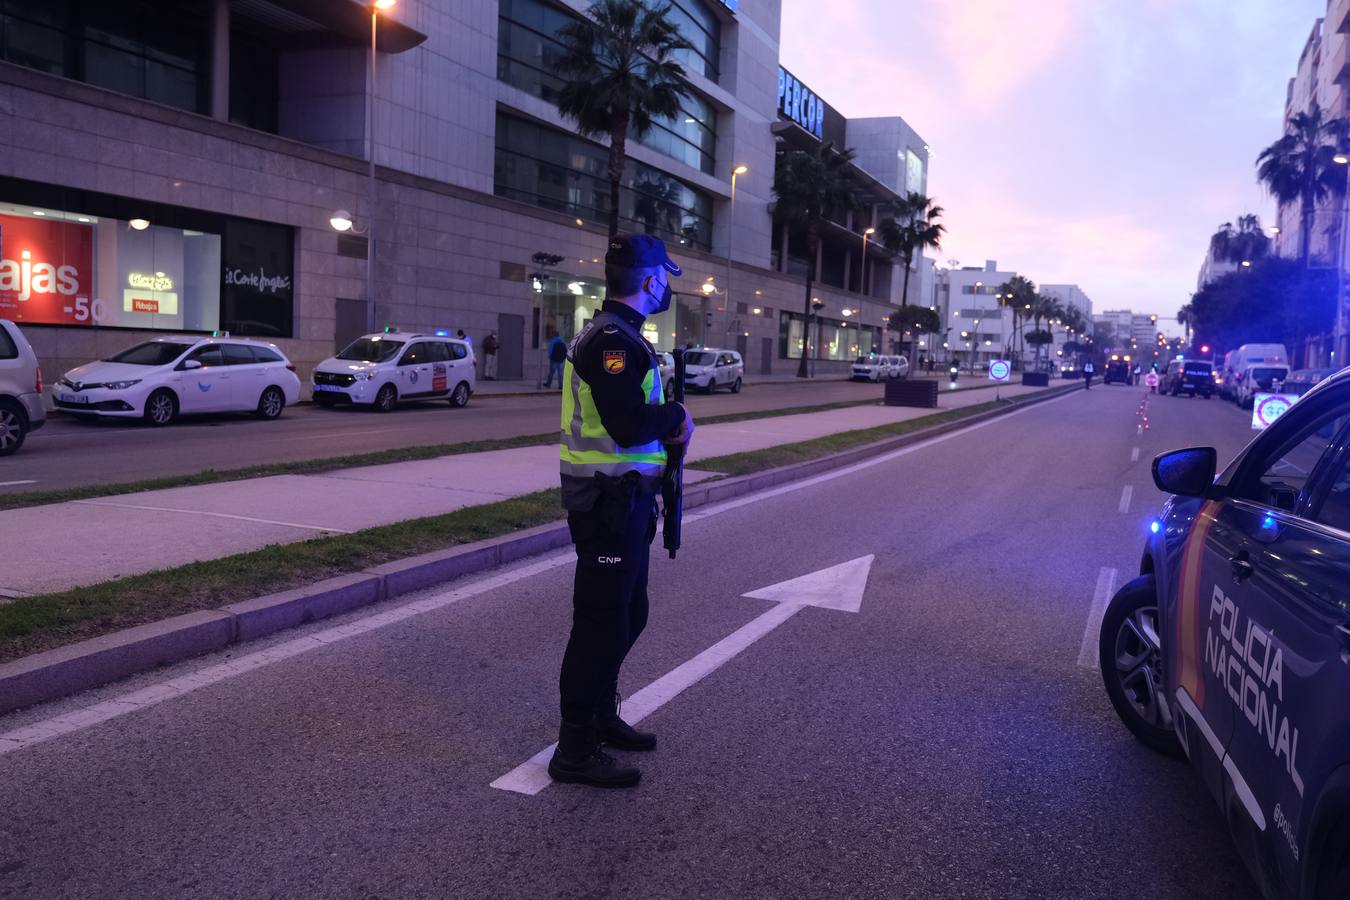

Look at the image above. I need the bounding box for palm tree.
[556,0,693,237]
[773,142,861,378]
[878,193,946,310]
[1028,293,1064,366]
[995,275,1036,368]
[1209,214,1271,267]
[1257,103,1349,266]
[1176,303,1194,346]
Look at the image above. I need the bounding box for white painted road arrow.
[490,555,875,795]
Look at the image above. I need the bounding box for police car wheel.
[1309,814,1350,900]
[731,377,742,394]
[374,384,397,413]
[1099,574,1184,759]
[448,382,470,408]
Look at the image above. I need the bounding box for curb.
[0,383,1076,716]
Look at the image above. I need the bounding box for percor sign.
[776,66,824,140]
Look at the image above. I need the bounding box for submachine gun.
[661,351,686,559]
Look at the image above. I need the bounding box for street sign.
[1252,393,1296,430]
[988,359,1011,382]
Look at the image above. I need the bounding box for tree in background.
[1256,103,1348,266]
[1208,214,1271,267]
[1029,292,1064,367]
[995,276,1036,367]
[878,194,946,351]
[773,142,861,378]
[1176,303,1194,347]
[1189,257,1336,355]
[556,0,692,237]
[888,305,942,365]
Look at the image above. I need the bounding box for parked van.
[1224,343,1289,407]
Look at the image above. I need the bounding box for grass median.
[0,384,1072,663]
[0,396,894,514]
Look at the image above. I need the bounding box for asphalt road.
[1,378,897,494]
[0,384,1266,899]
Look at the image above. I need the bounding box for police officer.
[549,234,694,789]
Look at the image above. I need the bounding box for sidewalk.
[0,381,1053,596]
[472,370,842,395]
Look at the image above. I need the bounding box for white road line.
[0,480,37,487]
[1118,485,1133,514]
[1077,567,1118,669]
[0,389,1079,754]
[1130,447,1140,463]
[72,500,353,534]
[0,551,576,756]
[491,602,803,796]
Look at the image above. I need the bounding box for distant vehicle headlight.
[105,379,142,390]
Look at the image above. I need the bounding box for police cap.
[605,234,682,277]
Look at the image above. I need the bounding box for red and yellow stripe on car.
[1174,500,1221,709]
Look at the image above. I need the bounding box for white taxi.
[683,348,744,393]
[55,335,301,426]
[312,331,475,411]
[851,354,909,382]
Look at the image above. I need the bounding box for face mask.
[651,278,673,315]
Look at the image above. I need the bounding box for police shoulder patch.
[603,350,626,374]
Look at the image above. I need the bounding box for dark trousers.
[545,360,564,387]
[559,492,658,724]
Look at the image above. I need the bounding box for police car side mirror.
[1153,447,1217,498]
[179,359,203,371]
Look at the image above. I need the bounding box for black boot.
[547,720,641,788]
[597,693,657,752]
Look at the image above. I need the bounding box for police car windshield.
[685,351,716,366]
[338,337,404,362]
[855,356,875,365]
[103,341,193,366]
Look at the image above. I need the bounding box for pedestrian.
[1083,360,1095,390]
[482,331,499,380]
[550,233,695,789]
[545,331,567,388]
[457,328,472,350]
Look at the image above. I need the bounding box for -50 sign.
[0,213,94,326]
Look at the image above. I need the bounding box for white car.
[0,319,45,455]
[55,336,301,426]
[312,331,475,411]
[658,351,676,399]
[1234,363,1291,409]
[851,354,909,382]
[683,348,744,393]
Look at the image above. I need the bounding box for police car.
[311,331,474,411]
[1099,365,1350,899]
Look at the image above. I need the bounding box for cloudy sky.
[779,0,1325,327]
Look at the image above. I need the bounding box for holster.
[593,472,643,532]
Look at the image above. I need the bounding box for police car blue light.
[1099,366,1350,899]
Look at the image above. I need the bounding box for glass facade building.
[496,0,718,175]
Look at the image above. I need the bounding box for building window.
[496,0,717,175]
[0,175,294,337]
[778,311,880,360]
[0,0,209,114]
[665,0,720,83]
[495,111,713,251]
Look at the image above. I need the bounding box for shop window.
[0,176,294,338]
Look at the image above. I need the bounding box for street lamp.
[354,0,398,333]
[860,226,876,297]
[721,164,748,347]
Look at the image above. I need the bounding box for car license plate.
[60,393,88,405]
[313,384,342,392]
